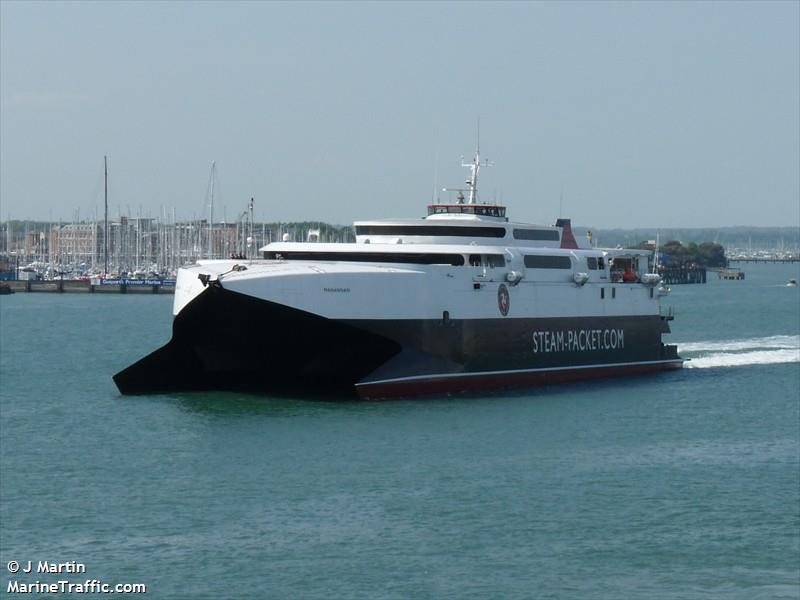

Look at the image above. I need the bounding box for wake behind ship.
[114,150,682,399]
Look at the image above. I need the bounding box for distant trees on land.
[635,240,727,267]
[576,226,799,250]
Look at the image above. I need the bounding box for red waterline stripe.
[356,360,684,399]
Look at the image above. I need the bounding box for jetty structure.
[727,256,799,264]
[114,146,682,399]
[717,269,746,280]
[659,265,707,285]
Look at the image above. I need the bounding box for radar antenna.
[440,122,494,205]
[461,149,492,204]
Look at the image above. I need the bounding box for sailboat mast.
[249,197,254,258]
[208,161,215,260]
[104,155,108,276]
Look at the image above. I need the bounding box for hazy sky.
[1,1,798,229]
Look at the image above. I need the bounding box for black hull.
[113,285,401,397]
[114,286,682,399]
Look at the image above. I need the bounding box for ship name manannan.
[532,329,624,353]
[323,287,350,293]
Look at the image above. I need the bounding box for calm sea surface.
[1,263,799,599]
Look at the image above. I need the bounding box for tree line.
[633,240,727,267]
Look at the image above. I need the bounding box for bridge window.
[426,205,507,218]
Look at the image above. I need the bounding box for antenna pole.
[432,150,439,204]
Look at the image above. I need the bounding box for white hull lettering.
[532,328,624,353]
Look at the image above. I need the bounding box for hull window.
[265,251,466,266]
[513,228,560,241]
[470,254,506,268]
[524,255,572,269]
[486,254,505,268]
[356,225,506,238]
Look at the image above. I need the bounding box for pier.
[728,257,798,264]
[717,269,745,280]
[658,266,707,285]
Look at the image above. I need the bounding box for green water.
[1,263,798,599]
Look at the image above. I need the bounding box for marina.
[0,217,352,284]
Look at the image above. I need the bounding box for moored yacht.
[114,150,682,398]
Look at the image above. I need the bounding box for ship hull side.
[115,285,681,398]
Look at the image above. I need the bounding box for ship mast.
[460,127,492,204]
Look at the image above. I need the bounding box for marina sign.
[101,279,176,286]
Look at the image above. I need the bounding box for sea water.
[1,263,798,599]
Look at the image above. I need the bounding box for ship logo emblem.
[497,284,510,316]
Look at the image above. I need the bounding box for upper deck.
[353,203,587,249]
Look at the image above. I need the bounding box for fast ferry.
[114,151,682,398]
